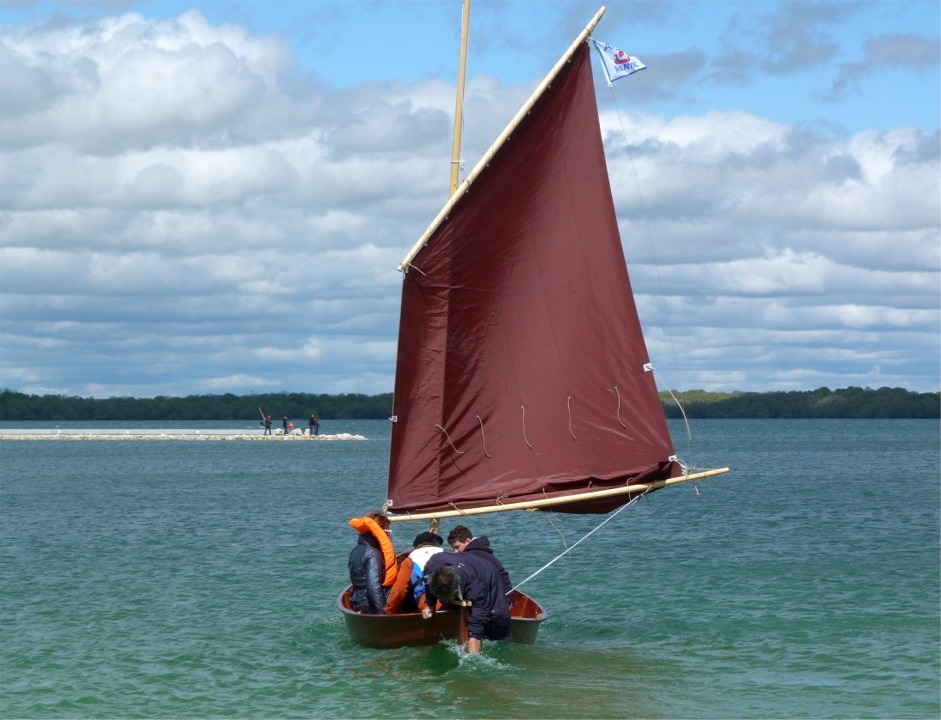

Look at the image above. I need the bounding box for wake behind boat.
[341,4,728,649]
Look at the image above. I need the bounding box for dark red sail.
[387,41,679,516]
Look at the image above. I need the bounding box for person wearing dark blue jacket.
[422,551,511,653]
[347,513,392,614]
[447,525,514,606]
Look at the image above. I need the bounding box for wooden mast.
[400,5,608,272]
[425,0,471,538]
[449,0,471,196]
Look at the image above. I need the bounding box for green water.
[1,419,938,718]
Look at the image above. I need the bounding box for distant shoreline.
[1,387,938,420]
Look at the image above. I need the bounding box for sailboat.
[338,4,729,649]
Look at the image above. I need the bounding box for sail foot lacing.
[443,494,509,516]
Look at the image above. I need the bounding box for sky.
[1,0,938,399]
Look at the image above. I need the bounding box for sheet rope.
[510,490,647,593]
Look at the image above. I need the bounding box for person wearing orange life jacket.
[348,512,397,614]
[385,531,445,614]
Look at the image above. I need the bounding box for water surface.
[1,419,938,718]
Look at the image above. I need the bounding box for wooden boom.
[387,467,730,523]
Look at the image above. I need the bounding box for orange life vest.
[349,516,397,587]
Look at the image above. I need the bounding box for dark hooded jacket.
[348,533,388,614]
[463,536,513,600]
[423,551,511,641]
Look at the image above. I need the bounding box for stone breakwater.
[0,433,366,442]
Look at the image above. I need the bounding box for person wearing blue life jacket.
[384,531,444,614]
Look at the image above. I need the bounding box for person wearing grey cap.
[384,531,445,614]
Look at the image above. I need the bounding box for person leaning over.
[384,531,445,614]
[421,551,511,653]
[347,512,396,614]
[447,524,514,606]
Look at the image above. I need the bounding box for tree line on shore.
[659,386,938,419]
[1,387,937,421]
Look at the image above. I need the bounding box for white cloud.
[0,8,938,398]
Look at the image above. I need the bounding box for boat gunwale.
[337,585,546,648]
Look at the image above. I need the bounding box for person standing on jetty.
[263,415,272,435]
[282,416,289,435]
[309,414,320,436]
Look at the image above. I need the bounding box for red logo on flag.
[613,50,633,65]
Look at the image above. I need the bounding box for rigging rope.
[511,491,646,592]
[653,366,692,445]
[605,81,692,460]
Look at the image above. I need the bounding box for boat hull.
[337,586,546,648]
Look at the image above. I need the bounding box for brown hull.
[337,586,546,649]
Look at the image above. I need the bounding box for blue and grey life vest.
[409,546,443,604]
